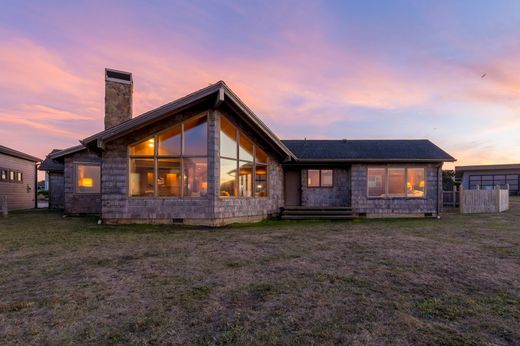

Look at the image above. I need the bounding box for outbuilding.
[0,145,41,210]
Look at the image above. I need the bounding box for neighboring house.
[40,68,455,226]
[455,164,520,195]
[0,145,41,210]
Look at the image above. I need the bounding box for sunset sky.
[1,0,520,171]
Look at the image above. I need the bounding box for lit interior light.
[80,178,93,187]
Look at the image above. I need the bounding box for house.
[455,164,520,195]
[40,68,455,226]
[0,145,41,210]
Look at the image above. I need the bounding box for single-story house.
[455,164,520,195]
[0,145,41,210]
[41,68,455,226]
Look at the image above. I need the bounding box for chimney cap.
[105,68,132,84]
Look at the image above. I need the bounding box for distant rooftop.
[455,164,520,172]
[0,145,41,162]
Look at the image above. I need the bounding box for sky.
[1,0,520,172]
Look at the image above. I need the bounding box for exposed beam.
[214,87,225,108]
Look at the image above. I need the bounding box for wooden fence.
[442,186,459,207]
[459,185,509,214]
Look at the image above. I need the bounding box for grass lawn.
[1,200,519,345]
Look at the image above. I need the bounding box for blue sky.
[1,0,519,168]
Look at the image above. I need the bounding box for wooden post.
[1,196,7,218]
[452,186,457,207]
[459,186,464,214]
[476,184,480,190]
[495,185,500,212]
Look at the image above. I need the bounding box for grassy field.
[1,200,519,345]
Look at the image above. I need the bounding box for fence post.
[459,186,464,214]
[1,196,7,218]
[452,185,457,208]
[495,185,500,212]
[476,184,480,190]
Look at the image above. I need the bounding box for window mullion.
[253,144,256,198]
[405,168,408,198]
[385,167,389,197]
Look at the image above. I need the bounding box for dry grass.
[1,199,519,345]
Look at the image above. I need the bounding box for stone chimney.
[105,68,133,129]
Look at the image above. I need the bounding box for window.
[307,170,320,187]
[183,117,207,156]
[16,171,23,182]
[387,168,405,197]
[157,159,181,197]
[368,168,386,197]
[9,170,15,181]
[407,168,425,197]
[307,169,333,187]
[219,116,269,198]
[76,164,101,193]
[0,169,6,181]
[321,170,333,187]
[130,159,154,197]
[183,158,208,197]
[128,115,208,197]
[368,167,426,198]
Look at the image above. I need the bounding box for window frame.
[74,162,101,194]
[218,115,269,199]
[0,168,7,182]
[16,171,23,183]
[306,169,334,188]
[367,166,427,199]
[128,113,209,199]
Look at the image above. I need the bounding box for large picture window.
[219,116,269,198]
[76,164,101,193]
[368,167,425,198]
[129,115,208,197]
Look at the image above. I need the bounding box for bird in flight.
[481,73,487,78]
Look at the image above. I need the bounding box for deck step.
[281,215,353,220]
[280,206,354,220]
[282,210,353,216]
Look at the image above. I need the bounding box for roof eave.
[287,158,455,163]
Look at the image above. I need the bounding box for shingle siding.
[64,149,102,214]
[48,172,64,209]
[300,168,350,207]
[351,163,442,216]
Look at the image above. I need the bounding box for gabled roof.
[0,145,41,162]
[282,139,455,162]
[48,145,86,160]
[455,163,520,172]
[82,81,296,160]
[39,149,65,172]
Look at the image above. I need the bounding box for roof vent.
[105,68,132,83]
